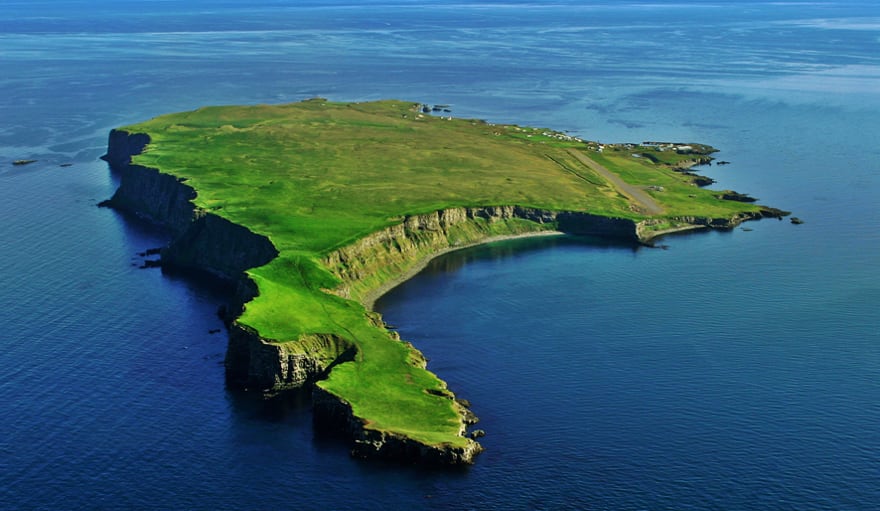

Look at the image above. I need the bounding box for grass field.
[123,99,767,450]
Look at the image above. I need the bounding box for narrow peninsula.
[102,99,787,465]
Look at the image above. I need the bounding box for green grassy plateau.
[123,99,768,450]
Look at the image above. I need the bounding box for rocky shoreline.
[101,128,786,465]
[313,386,484,464]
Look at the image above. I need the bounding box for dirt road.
[566,148,664,215]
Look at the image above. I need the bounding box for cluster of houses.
[539,131,583,143]
[580,141,704,155]
[641,141,700,154]
[585,141,635,153]
[506,125,584,143]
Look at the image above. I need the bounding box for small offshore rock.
[790,217,804,224]
[460,407,479,425]
[136,248,161,257]
[139,259,162,269]
[470,429,486,439]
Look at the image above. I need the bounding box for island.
[101,99,787,465]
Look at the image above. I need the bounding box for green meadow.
[123,99,766,449]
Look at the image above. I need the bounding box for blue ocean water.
[1,1,878,509]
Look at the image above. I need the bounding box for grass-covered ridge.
[122,99,769,452]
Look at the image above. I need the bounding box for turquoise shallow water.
[1,1,878,509]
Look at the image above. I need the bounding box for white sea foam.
[778,16,880,30]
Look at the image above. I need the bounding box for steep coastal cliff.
[323,206,639,306]
[104,130,345,391]
[225,324,355,391]
[103,131,276,281]
[102,100,788,466]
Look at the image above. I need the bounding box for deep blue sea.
[1,1,878,509]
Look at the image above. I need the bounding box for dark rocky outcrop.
[671,167,715,187]
[313,386,482,465]
[674,155,714,166]
[225,323,355,393]
[689,174,716,187]
[717,191,758,203]
[101,129,151,168]
[162,214,278,281]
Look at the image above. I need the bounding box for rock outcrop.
[226,324,355,392]
[103,129,150,168]
[313,386,483,465]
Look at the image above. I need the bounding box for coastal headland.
[102,99,787,465]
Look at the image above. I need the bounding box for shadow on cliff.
[375,234,643,310]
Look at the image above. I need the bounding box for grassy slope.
[123,99,764,447]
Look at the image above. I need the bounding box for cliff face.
[103,131,278,280]
[226,324,355,392]
[104,162,198,235]
[103,129,151,169]
[102,130,326,393]
[162,214,278,281]
[324,205,636,279]
[323,205,639,304]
